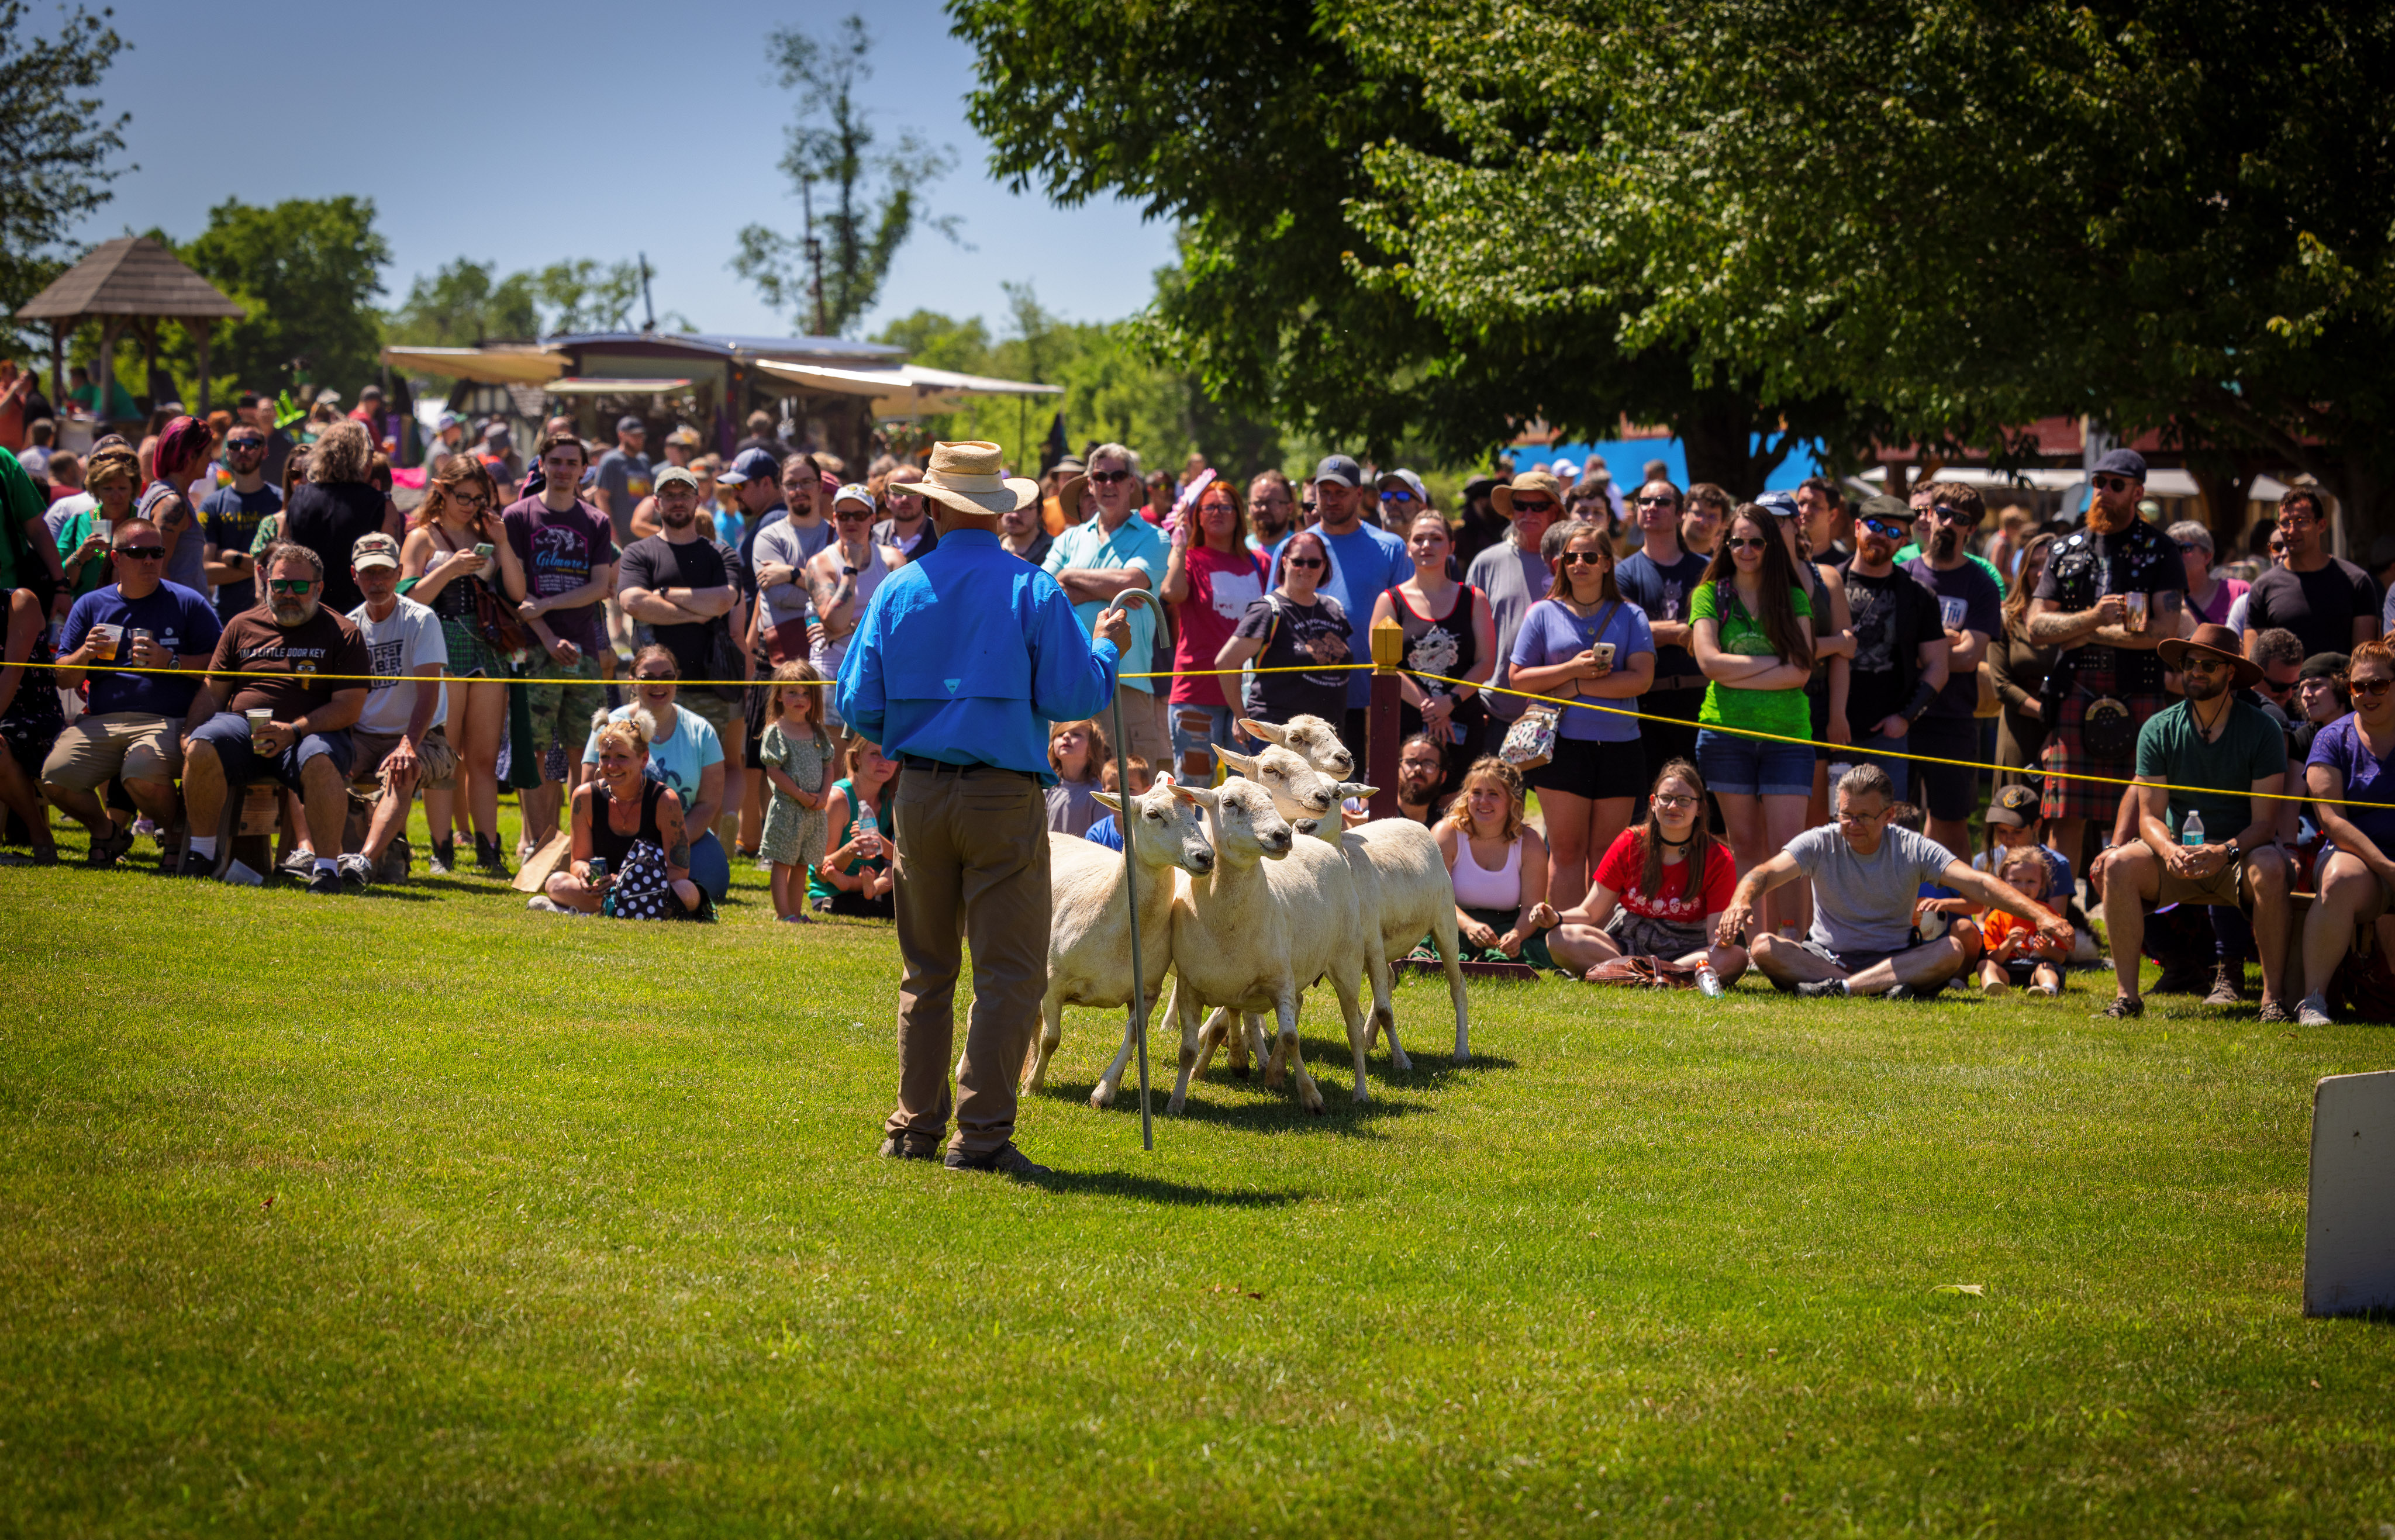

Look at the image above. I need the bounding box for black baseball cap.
[1312,454,1365,489]
[2092,448,2148,481]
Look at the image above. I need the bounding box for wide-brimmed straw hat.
[2158,621,2264,689]
[1490,470,1565,521]
[907,440,1038,521]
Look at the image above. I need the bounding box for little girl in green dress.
[757,660,833,923]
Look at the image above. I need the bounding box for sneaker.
[2100,995,2144,1020]
[944,1141,1053,1178]
[336,853,374,892]
[279,848,319,882]
[524,894,571,914]
[1796,979,1850,1000]
[2030,979,2062,997]
[85,825,134,867]
[2257,1000,2294,1025]
[2203,963,2244,1007]
[305,867,342,896]
[131,816,160,840]
[427,839,455,875]
[1885,983,1918,1001]
[2297,993,2332,1027]
[878,1132,939,1162]
[175,850,216,878]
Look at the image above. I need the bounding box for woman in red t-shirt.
[1159,475,1267,781]
[1549,757,1747,985]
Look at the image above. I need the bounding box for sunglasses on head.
[267,578,313,595]
[113,545,165,560]
[1088,469,1133,484]
[2093,474,2139,493]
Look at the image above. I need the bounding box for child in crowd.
[1977,847,2067,996]
[757,660,831,923]
[1099,754,1155,795]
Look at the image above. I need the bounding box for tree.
[530,259,646,335]
[386,258,540,346]
[733,13,961,336]
[0,2,130,354]
[175,196,389,399]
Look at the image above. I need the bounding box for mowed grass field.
[4,816,2393,1538]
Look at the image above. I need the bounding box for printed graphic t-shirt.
[502,495,617,657]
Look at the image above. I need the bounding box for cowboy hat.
[907,440,1038,521]
[1490,470,1565,521]
[2158,621,2264,689]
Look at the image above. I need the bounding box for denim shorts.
[1168,701,1242,780]
[1695,727,1814,798]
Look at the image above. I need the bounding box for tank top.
[1451,833,1523,909]
[138,480,203,594]
[423,523,492,621]
[806,775,893,904]
[1387,581,1488,724]
[815,542,891,678]
[588,777,668,871]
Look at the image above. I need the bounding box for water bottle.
[855,797,881,858]
[2181,808,2204,848]
[1697,965,1725,998]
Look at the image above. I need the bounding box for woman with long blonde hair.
[401,455,529,875]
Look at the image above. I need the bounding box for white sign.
[2306,1069,2395,1316]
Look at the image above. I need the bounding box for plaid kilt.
[2039,687,2168,821]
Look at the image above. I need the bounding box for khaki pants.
[888,761,1052,1156]
[1105,685,1170,767]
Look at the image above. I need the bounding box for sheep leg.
[1227,1011,1254,1078]
[1023,992,1065,1092]
[1261,1010,1288,1088]
[1166,982,1206,1116]
[1091,1004,1138,1109]
[1331,961,1376,1106]
[1273,990,1325,1116]
[1433,906,1470,1063]
[1191,1007,1230,1082]
[1363,947,1408,1074]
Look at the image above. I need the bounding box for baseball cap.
[616,415,646,435]
[2092,448,2148,480]
[436,411,461,431]
[653,464,699,492]
[484,422,510,444]
[1312,454,1365,489]
[351,532,402,570]
[717,447,779,485]
[833,482,876,513]
[1549,457,1579,481]
[1983,784,2042,828]
[1755,489,1800,522]
[1376,468,1428,505]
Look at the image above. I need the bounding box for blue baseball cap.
[1755,489,1800,521]
[717,446,780,486]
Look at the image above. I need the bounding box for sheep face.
[1215,743,1338,820]
[1240,713,1355,779]
[1093,783,1216,876]
[1189,778,1295,862]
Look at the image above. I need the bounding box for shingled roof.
[13,236,245,322]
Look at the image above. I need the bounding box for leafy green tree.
[734,13,962,336]
[174,196,390,399]
[0,2,130,355]
[386,258,541,346]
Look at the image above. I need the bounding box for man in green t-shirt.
[2097,623,2293,1022]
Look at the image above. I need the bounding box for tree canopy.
[175,196,390,400]
[0,2,129,354]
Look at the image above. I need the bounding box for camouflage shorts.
[523,654,606,760]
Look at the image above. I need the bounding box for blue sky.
[70,0,1175,341]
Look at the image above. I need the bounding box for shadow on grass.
[1036,1169,1303,1207]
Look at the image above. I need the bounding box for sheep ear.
[1174,782,1216,807]
[1240,719,1288,747]
[1214,745,1257,775]
[1090,790,1123,814]
[1337,782,1377,800]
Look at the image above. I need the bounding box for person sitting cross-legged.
[2295,638,2395,1025]
[1431,755,1559,968]
[2097,622,2296,1020]
[1975,846,2069,996]
[1549,756,1748,989]
[178,543,370,892]
[1730,761,2070,998]
[536,710,705,920]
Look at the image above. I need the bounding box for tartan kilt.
[2039,689,2168,822]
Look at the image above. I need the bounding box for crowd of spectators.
[8,396,2395,1023]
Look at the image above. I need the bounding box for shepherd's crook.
[1109,683,1154,1152]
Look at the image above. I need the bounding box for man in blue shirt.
[838,440,1139,1180]
[1043,441,1169,765]
[1307,453,1412,755]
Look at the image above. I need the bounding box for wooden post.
[195,322,212,416]
[1367,614,1405,820]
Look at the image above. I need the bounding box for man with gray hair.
[1720,762,2071,997]
[1044,439,1170,764]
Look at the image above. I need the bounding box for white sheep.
[1167,778,1378,1114]
[1231,724,1472,1062]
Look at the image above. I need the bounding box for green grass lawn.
[3,813,2392,1536]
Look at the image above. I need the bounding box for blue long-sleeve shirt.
[835,527,1121,784]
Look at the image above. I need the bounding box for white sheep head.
[1182,778,1295,863]
[1238,714,1354,779]
[1091,782,1216,877]
[1214,743,1340,823]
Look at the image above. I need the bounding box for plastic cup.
[88,623,120,662]
[246,707,272,738]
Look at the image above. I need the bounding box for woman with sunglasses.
[579,645,731,903]
[1161,476,1268,780]
[1507,522,1657,904]
[2298,638,2395,1024]
[54,445,140,601]
[1220,529,1353,730]
[1690,505,1815,927]
[1370,510,1495,794]
[402,455,528,876]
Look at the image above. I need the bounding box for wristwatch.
[843,565,859,576]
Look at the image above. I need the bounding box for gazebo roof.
[12,236,245,322]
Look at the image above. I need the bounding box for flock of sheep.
[1031,714,1470,1116]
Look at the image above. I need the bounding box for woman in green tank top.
[807,739,899,916]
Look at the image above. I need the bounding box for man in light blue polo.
[839,440,1140,1179]
[1043,440,1169,765]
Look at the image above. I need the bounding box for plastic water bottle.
[855,798,881,857]
[2181,808,2204,848]
[1697,965,1725,998]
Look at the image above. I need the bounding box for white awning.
[1855,464,2202,498]
[751,358,1061,417]
[540,376,693,396]
[379,344,571,386]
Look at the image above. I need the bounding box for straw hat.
[1490,470,1565,520]
[907,441,1037,521]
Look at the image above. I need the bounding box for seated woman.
[2299,640,2395,1025]
[578,645,730,900]
[1431,756,1559,968]
[1976,846,2068,996]
[812,736,898,918]
[1549,758,1747,989]
[537,711,705,919]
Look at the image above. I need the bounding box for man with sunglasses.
[1292,453,1412,754]
[1043,440,1172,765]
[42,515,222,866]
[806,482,893,726]
[2242,482,2379,662]
[1835,494,1951,800]
[1615,478,1711,774]
[1467,470,1562,756]
[2028,447,2186,875]
[1376,468,1431,540]
[2097,623,2296,1021]
[200,424,281,621]
[180,543,371,891]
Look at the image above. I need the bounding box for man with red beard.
[2027,448,2187,874]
